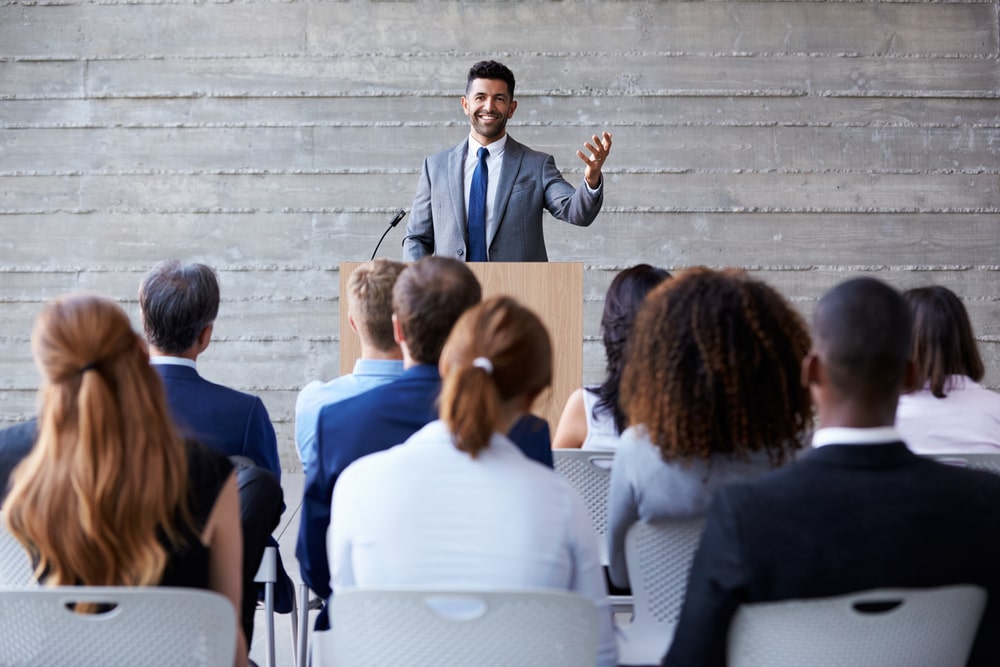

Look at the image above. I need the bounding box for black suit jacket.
[664,442,1000,667]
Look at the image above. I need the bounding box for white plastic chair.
[727,584,987,667]
[0,516,36,588]
[0,586,237,667]
[313,588,599,667]
[616,517,705,665]
[552,450,615,564]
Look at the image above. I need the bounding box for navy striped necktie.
[467,146,489,262]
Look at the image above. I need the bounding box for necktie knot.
[478,147,489,161]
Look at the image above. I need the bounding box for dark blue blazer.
[0,418,37,500]
[153,363,280,480]
[296,363,553,625]
[664,442,1000,667]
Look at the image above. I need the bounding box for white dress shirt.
[896,375,1000,454]
[329,419,617,667]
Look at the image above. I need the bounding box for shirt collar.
[468,133,507,159]
[149,355,197,370]
[812,426,903,448]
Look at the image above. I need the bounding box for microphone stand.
[370,209,407,260]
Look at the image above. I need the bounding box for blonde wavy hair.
[3,293,192,586]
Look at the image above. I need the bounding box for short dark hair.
[467,60,515,98]
[813,277,912,404]
[139,260,220,355]
[904,285,984,397]
[392,257,482,365]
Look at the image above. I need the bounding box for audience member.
[295,259,406,477]
[296,256,551,628]
[2,294,247,666]
[554,264,670,450]
[896,285,1000,453]
[607,268,811,589]
[663,277,1000,666]
[139,260,285,645]
[330,296,616,667]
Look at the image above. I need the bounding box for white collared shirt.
[149,355,197,370]
[464,134,507,233]
[811,426,903,448]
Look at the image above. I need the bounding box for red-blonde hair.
[438,296,552,457]
[3,293,192,586]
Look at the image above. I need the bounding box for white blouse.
[329,419,617,667]
[896,375,1000,454]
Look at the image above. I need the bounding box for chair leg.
[297,583,310,667]
[263,580,275,667]
[288,581,299,667]
[253,546,278,667]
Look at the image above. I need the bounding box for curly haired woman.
[607,267,812,589]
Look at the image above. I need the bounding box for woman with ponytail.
[330,296,617,667]
[2,293,247,667]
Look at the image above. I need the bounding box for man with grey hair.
[139,259,285,648]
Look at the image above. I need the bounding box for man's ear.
[348,313,359,335]
[801,350,822,389]
[196,323,213,354]
[391,313,404,345]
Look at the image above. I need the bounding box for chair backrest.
[618,518,705,665]
[552,450,614,562]
[318,588,599,667]
[0,586,236,667]
[0,514,36,588]
[926,453,1000,477]
[727,584,987,667]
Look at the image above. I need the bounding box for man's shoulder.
[504,135,552,163]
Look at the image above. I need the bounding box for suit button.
[457,249,464,256]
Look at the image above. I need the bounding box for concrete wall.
[2,1,997,471]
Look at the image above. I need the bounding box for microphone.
[370,209,406,260]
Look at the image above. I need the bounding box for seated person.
[663,277,1000,666]
[295,258,406,477]
[329,296,616,667]
[297,257,552,628]
[554,264,670,450]
[2,293,246,667]
[139,259,287,638]
[607,267,811,590]
[896,285,1000,454]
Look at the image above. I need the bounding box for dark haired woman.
[607,268,812,589]
[553,264,670,450]
[329,296,616,667]
[896,285,1000,453]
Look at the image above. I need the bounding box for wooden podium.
[339,262,584,431]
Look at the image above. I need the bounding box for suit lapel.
[490,137,524,249]
[448,141,468,247]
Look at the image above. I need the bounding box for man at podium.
[402,60,613,262]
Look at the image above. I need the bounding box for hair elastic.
[79,362,98,374]
[472,357,494,375]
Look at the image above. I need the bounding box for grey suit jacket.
[403,136,603,262]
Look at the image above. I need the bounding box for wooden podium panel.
[339,262,584,432]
